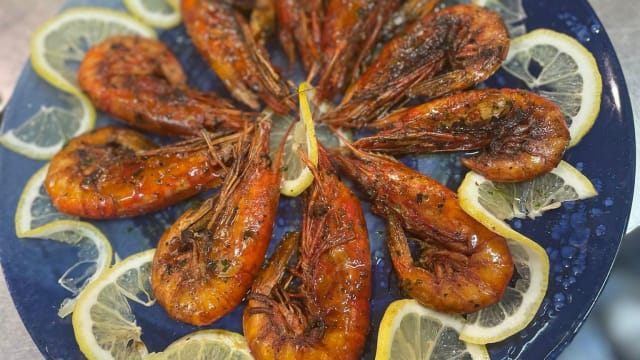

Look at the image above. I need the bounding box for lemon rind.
[15,164,51,237]
[279,82,319,197]
[0,91,96,160]
[72,249,155,360]
[123,0,182,29]
[23,219,114,318]
[146,329,253,359]
[376,299,490,360]
[460,238,550,344]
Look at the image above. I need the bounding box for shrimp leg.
[275,0,323,72]
[315,0,402,102]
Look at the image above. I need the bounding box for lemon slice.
[376,299,489,360]
[73,249,156,359]
[472,0,527,37]
[24,220,113,318]
[502,28,602,146]
[124,0,181,29]
[279,82,319,197]
[15,164,76,238]
[458,160,598,221]
[146,329,254,360]
[31,7,156,94]
[458,173,553,343]
[460,237,549,343]
[0,91,95,160]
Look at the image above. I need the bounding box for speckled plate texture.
[0,0,634,359]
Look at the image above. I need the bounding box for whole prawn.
[322,3,509,127]
[331,149,513,313]
[45,127,237,219]
[355,88,570,182]
[243,147,371,359]
[182,0,295,113]
[78,36,253,137]
[152,118,282,326]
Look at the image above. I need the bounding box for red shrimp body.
[182,0,295,113]
[152,120,281,325]
[322,3,509,127]
[332,150,513,313]
[78,36,252,136]
[355,88,570,182]
[45,127,235,219]
[243,149,371,359]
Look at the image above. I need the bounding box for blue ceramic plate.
[0,0,634,359]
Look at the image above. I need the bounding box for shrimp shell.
[331,150,513,313]
[182,0,295,113]
[78,36,253,136]
[243,148,371,359]
[152,119,281,325]
[45,127,235,219]
[356,88,570,182]
[322,3,509,127]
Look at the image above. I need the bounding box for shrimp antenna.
[326,125,361,155]
[201,130,230,175]
[327,125,400,164]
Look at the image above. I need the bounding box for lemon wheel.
[73,249,156,359]
[376,299,490,360]
[503,28,602,146]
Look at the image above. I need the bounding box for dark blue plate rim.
[0,0,635,359]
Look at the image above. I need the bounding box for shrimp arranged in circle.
[355,88,570,182]
[331,149,513,313]
[152,119,282,326]
[322,3,509,127]
[45,127,237,219]
[243,147,371,360]
[78,36,253,136]
[182,0,295,113]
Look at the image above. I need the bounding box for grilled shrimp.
[355,89,570,182]
[275,0,323,72]
[331,150,513,313]
[45,127,236,219]
[315,0,402,102]
[182,0,295,113]
[78,36,253,136]
[152,119,281,326]
[322,3,509,127]
[243,147,371,359]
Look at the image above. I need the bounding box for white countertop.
[1,0,638,358]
